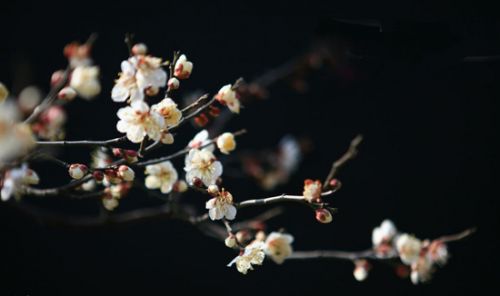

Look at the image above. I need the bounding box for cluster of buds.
[112,148,139,163]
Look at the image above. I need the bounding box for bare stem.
[323,134,363,189]
[36,136,127,148]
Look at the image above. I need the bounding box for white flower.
[118,165,135,182]
[303,179,322,203]
[0,103,36,165]
[372,219,398,246]
[216,132,236,154]
[102,197,119,211]
[215,84,240,114]
[68,164,88,180]
[18,86,42,112]
[396,234,423,265]
[151,98,182,127]
[188,130,214,152]
[111,55,167,103]
[174,54,193,79]
[116,100,165,143]
[1,164,39,201]
[228,241,266,274]
[264,232,294,264]
[184,149,222,186]
[0,82,9,103]
[205,189,237,220]
[144,161,178,194]
[69,66,101,99]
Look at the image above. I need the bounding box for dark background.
[0,2,498,295]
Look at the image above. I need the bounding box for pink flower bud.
[207,184,220,196]
[167,77,180,90]
[192,177,204,188]
[174,54,193,79]
[69,164,88,180]
[173,180,188,193]
[315,208,333,224]
[118,165,135,182]
[92,170,104,181]
[112,148,123,157]
[51,70,66,87]
[58,87,77,101]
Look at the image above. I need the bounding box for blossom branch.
[35,136,128,148]
[323,134,363,189]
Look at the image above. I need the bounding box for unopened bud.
[51,70,65,87]
[191,177,203,188]
[118,165,135,181]
[173,180,188,193]
[207,184,219,195]
[145,86,159,96]
[315,208,333,224]
[167,77,180,90]
[92,170,104,181]
[58,87,77,101]
[69,164,88,180]
[329,178,342,190]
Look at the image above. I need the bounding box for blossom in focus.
[112,54,167,103]
[70,66,101,99]
[205,187,237,220]
[0,103,36,165]
[215,84,240,114]
[116,100,165,143]
[1,164,39,201]
[228,241,266,274]
[396,234,423,265]
[372,219,398,247]
[188,130,214,152]
[174,54,193,79]
[216,132,236,155]
[264,232,294,264]
[184,148,222,186]
[144,161,178,194]
[151,98,182,127]
[303,179,322,203]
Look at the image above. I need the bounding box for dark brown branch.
[323,134,363,189]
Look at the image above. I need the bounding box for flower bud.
[194,114,209,127]
[102,197,119,211]
[161,132,174,145]
[207,184,219,195]
[112,148,123,157]
[329,178,342,190]
[191,177,204,188]
[167,77,180,90]
[315,208,333,224]
[118,165,135,181]
[51,70,65,87]
[353,259,370,282]
[58,87,77,101]
[255,231,266,242]
[216,132,236,155]
[225,235,237,248]
[132,43,148,55]
[174,54,193,79]
[92,170,104,181]
[124,149,139,163]
[173,180,188,193]
[69,164,88,180]
[235,230,251,243]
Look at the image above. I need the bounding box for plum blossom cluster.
[346,219,463,284]
[0,35,474,288]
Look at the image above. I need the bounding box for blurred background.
[0,2,498,295]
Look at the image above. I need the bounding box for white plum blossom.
[188,129,214,152]
[411,255,434,284]
[69,66,101,99]
[264,232,294,264]
[372,219,398,246]
[116,100,165,143]
[228,241,266,274]
[205,188,237,220]
[184,148,222,186]
[174,54,193,79]
[144,161,178,194]
[216,132,236,154]
[1,164,39,201]
[396,234,423,265]
[0,102,36,165]
[215,84,240,114]
[303,179,322,203]
[151,98,182,127]
[111,55,167,103]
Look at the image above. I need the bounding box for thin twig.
[323,134,363,189]
[36,136,127,148]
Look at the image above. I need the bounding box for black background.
[0,2,498,295]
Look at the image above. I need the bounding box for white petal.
[126,125,145,143]
[129,87,144,102]
[224,205,237,220]
[116,120,129,133]
[121,60,136,76]
[111,84,129,102]
[145,175,161,189]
